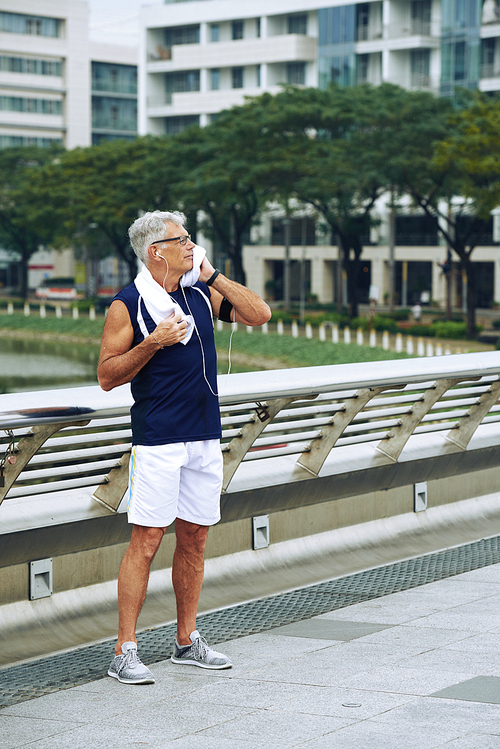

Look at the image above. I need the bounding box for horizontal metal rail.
[1,352,500,510]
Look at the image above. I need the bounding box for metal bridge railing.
[1,351,500,515]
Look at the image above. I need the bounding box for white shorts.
[127,439,223,528]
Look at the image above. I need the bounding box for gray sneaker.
[108,641,155,684]
[171,630,232,670]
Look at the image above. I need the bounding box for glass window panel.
[210,23,219,42]
[232,20,244,39]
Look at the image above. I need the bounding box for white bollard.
[277,319,284,335]
[7,302,13,315]
[444,346,452,355]
[292,320,299,338]
[216,319,223,331]
[382,331,390,350]
[369,329,377,347]
[435,342,443,356]
[246,325,253,334]
[305,322,313,339]
[72,307,79,320]
[39,304,46,318]
[343,327,351,344]
[24,302,30,317]
[426,342,434,357]
[417,337,425,356]
[104,306,109,318]
[89,306,96,321]
[332,324,339,343]
[406,336,414,355]
[262,322,268,334]
[395,332,403,353]
[56,305,62,319]
[356,328,363,346]
[232,321,238,332]
[319,323,326,342]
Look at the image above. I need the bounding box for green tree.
[235,84,451,318]
[388,90,500,336]
[30,136,180,285]
[0,145,63,298]
[173,111,276,285]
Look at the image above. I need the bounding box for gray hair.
[128,210,187,264]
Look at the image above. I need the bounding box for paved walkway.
[2,562,500,749]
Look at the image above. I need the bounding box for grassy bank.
[0,313,411,374]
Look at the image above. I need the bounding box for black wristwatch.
[206,269,221,287]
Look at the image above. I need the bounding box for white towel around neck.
[134,244,208,346]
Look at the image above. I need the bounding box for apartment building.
[0,1,138,292]
[141,0,500,309]
[0,0,138,150]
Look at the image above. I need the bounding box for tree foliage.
[0,145,64,297]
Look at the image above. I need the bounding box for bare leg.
[172,518,209,645]
[115,524,166,655]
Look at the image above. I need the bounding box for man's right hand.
[153,311,188,347]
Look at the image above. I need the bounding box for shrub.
[432,321,481,339]
[406,325,435,337]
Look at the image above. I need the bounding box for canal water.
[0,337,100,393]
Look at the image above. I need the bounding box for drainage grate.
[1,535,500,708]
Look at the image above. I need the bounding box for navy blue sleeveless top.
[114,281,221,446]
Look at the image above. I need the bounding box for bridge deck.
[1,540,500,748]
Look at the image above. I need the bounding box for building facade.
[140,0,500,309]
[0,1,138,150]
[0,1,138,293]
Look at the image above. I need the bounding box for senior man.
[98,210,270,684]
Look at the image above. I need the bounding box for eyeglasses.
[150,234,191,247]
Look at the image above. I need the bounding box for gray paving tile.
[194,708,352,747]
[264,685,416,719]
[394,647,500,675]
[437,738,500,749]
[359,624,474,650]
[431,676,500,704]
[343,665,475,696]
[178,677,319,709]
[268,619,393,640]
[290,716,457,749]
[0,714,80,749]
[373,695,500,732]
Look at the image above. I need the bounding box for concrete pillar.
[344,327,351,344]
[332,324,339,343]
[305,322,313,339]
[292,320,299,338]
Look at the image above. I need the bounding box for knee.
[175,520,209,557]
[130,526,166,564]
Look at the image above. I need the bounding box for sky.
[88,0,163,47]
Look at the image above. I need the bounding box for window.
[0,96,62,114]
[210,68,220,90]
[92,97,137,131]
[411,0,431,34]
[0,11,60,37]
[286,62,306,85]
[232,20,244,39]
[257,64,261,87]
[411,49,430,85]
[232,66,244,88]
[0,135,62,148]
[164,24,199,46]
[357,53,369,82]
[210,23,219,42]
[256,17,261,38]
[454,40,466,79]
[92,62,137,94]
[356,3,370,40]
[288,14,307,35]
[164,115,199,135]
[0,56,62,76]
[166,70,200,95]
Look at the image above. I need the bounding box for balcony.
[91,80,137,96]
[147,35,317,72]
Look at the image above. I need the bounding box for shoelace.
[192,636,210,660]
[118,647,140,674]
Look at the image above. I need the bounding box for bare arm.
[97,300,189,391]
[198,258,271,326]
